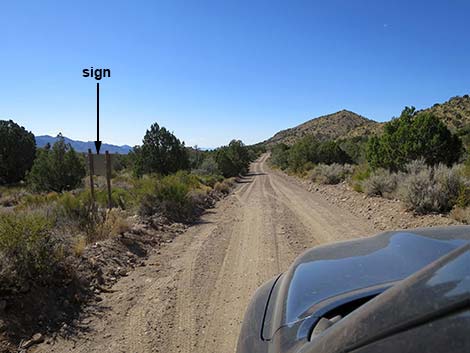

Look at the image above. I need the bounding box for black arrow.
[94,82,102,154]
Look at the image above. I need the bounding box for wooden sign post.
[88,149,114,209]
[105,151,112,209]
[87,149,95,202]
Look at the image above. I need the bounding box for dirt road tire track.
[36,154,376,353]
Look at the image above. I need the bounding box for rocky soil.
[0,216,188,353]
[301,180,460,230]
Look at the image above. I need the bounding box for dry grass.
[91,209,131,243]
[73,236,87,257]
[0,186,26,207]
[450,207,470,224]
[214,180,232,194]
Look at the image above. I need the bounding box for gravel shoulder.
[300,179,460,231]
[33,155,380,353]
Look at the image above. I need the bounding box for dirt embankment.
[0,216,188,353]
[300,180,460,230]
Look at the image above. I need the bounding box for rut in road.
[37,154,376,353]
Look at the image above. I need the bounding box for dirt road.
[36,154,376,353]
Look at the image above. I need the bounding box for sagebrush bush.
[133,175,159,201]
[54,192,97,234]
[214,181,228,194]
[461,156,470,178]
[139,172,199,222]
[188,188,213,211]
[94,188,133,210]
[350,164,370,192]
[311,164,353,184]
[399,170,436,213]
[433,164,463,210]
[456,185,470,208]
[197,174,224,188]
[56,192,107,241]
[16,188,130,242]
[16,192,60,210]
[214,178,234,194]
[0,212,57,290]
[450,206,470,224]
[399,164,463,213]
[54,192,131,243]
[111,188,133,209]
[404,158,428,175]
[0,186,27,204]
[303,161,316,172]
[363,169,398,197]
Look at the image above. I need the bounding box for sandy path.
[35,154,376,353]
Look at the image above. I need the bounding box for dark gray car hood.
[263,226,470,341]
[298,242,470,353]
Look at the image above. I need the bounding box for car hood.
[263,226,470,341]
[298,242,470,353]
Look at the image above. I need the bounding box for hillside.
[419,95,470,132]
[264,110,380,145]
[36,135,132,154]
[263,95,470,146]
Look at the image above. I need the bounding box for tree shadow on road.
[245,172,266,177]
[235,172,265,184]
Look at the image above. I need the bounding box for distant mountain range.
[35,135,133,154]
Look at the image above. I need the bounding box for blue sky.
[1,0,469,148]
